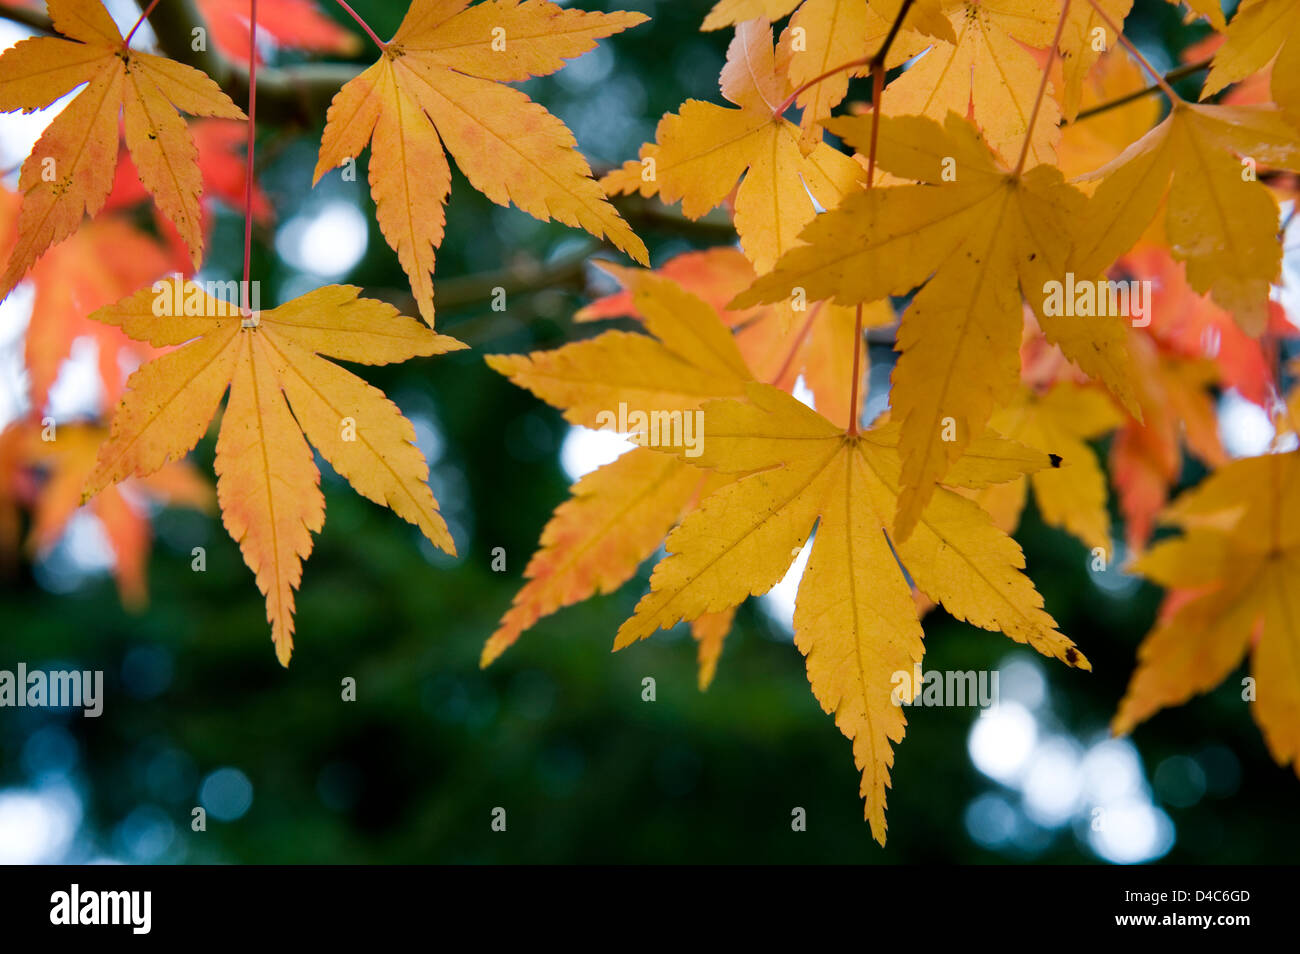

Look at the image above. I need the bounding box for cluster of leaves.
[486,0,1300,842]
[0,0,645,663]
[0,0,1297,843]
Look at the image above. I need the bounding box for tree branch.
[377,244,595,347]
[1070,57,1213,124]
[0,3,52,33]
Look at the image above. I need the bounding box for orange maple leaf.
[0,0,246,299]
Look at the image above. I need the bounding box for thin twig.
[124,0,162,47]
[334,0,386,49]
[866,62,884,186]
[848,304,865,436]
[842,0,917,429]
[770,302,824,386]
[772,0,917,118]
[242,0,259,300]
[1014,0,1071,176]
[1070,57,1212,123]
[1084,0,1183,102]
[0,5,52,33]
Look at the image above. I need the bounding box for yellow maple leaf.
[81,279,465,665]
[734,112,1138,542]
[882,0,1064,169]
[602,19,863,275]
[702,0,952,41]
[576,245,891,429]
[1117,450,1300,778]
[481,263,752,666]
[1202,0,1300,123]
[484,258,889,678]
[774,0,937,149]
[314,0,648,326]
[1056,47,1160,181]
[703,0,801,31]
[1058,0,1133,123]
[1071,101,1300,335]
[613,382,1087,843]
[987,381,1124,551]
[0,0,245,300]
[1164,0,1227,30]
[691,608,737,690]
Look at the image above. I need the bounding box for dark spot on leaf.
[1049,453,1062,467]
[1065,647,1079,665]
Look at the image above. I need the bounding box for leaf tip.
[1064,645,1091,671]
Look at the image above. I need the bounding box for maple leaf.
[1117,450,1300,777]
[313,0,648,326]
[194,0,362,64]
[17,421,211,607]
[1,201,172,411]
[734,112,1138,542]
[577,246,890,429]
[0,184,172,412]
[0,0,246,300]
[575,247,763,325]
[691,608,737,690]
[81,279,465,665]
[701,0,802,31]
[700,0,952,41]
[602,20,863,276]
[773,0,933,148]
[1090,244,1249,553]
[1071,101,1300,335]
[1055,46,1161,180]
[1057,0,1133,123]
[1097,241,1290,553]
[881,0,1065,169]
[612,382,1087,843]
[986,381,1124,551]
[105,119,274,274]
[1109,338,1225,551]
[1164,0,1227,30]
[481,263,753,666]
[1202,0,1300,123]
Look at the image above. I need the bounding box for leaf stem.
[334,0,387,50]
[1084,0,1183,103]
[770,302,824,386]
[866,61,884,186]
[772,0,916,118]
[123,0,162,48]
[242,0,258,306]
[840,1,915,431]
[847,303,865,436]
[773,56,869,118]
[1013,0,1070,176]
